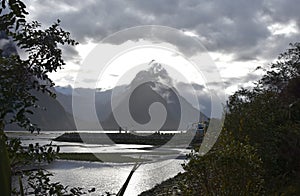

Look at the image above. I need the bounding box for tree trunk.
[0,120,11,196]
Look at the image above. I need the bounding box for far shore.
[57,152,150,163]
[53,131,203,147]
[57,152,187,163]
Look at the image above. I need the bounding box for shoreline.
[53,132,203,147]
[57,152,187,163]
[57,152,150,163]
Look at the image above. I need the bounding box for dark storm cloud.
[25,0,144,43]
[264,0,300,25]
[60,45,81,64]
[22,0,300,89]
[24,0,299,61]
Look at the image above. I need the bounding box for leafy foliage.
[13,169,96,196]
[0,0,77,131]
[179,42,300,195]
[258,42,300,91]
[181,132,265,195]
[0,0,82,195]
[6,137,59,173]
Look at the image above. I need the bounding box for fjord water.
[8,131,187,195]
[44,159,184,195]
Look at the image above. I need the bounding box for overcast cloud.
[24,0,299,57]
[20,0,300,94]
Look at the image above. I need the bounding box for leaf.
[25,109,33,115]
[47,147,53,153]
[88,187,96,193]
[1,0,6,9]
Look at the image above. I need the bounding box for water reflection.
[45,159,184,196]
[7,131,188,195]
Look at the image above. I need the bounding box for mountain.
[99,63,208,130]
[54,63,208,131]
[5,61,208,131]
[1,32,74,131]
[56,86,119,122]
[54,63,209,131]
[5,90,75,131]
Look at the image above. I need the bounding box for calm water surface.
[45,159,184,195]
[7,131,188,195]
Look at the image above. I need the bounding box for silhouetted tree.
[0,0,78,195]
[180,42,300,195]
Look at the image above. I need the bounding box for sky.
[22,0,300,96]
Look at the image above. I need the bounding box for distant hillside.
[1,32,74,131]
[55,63,208,131]
[5,90,75,131]
[4,59,209,131]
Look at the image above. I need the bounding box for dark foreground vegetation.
[0,0,85,195]
[141,42,300,195]
[1,0,299,195]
